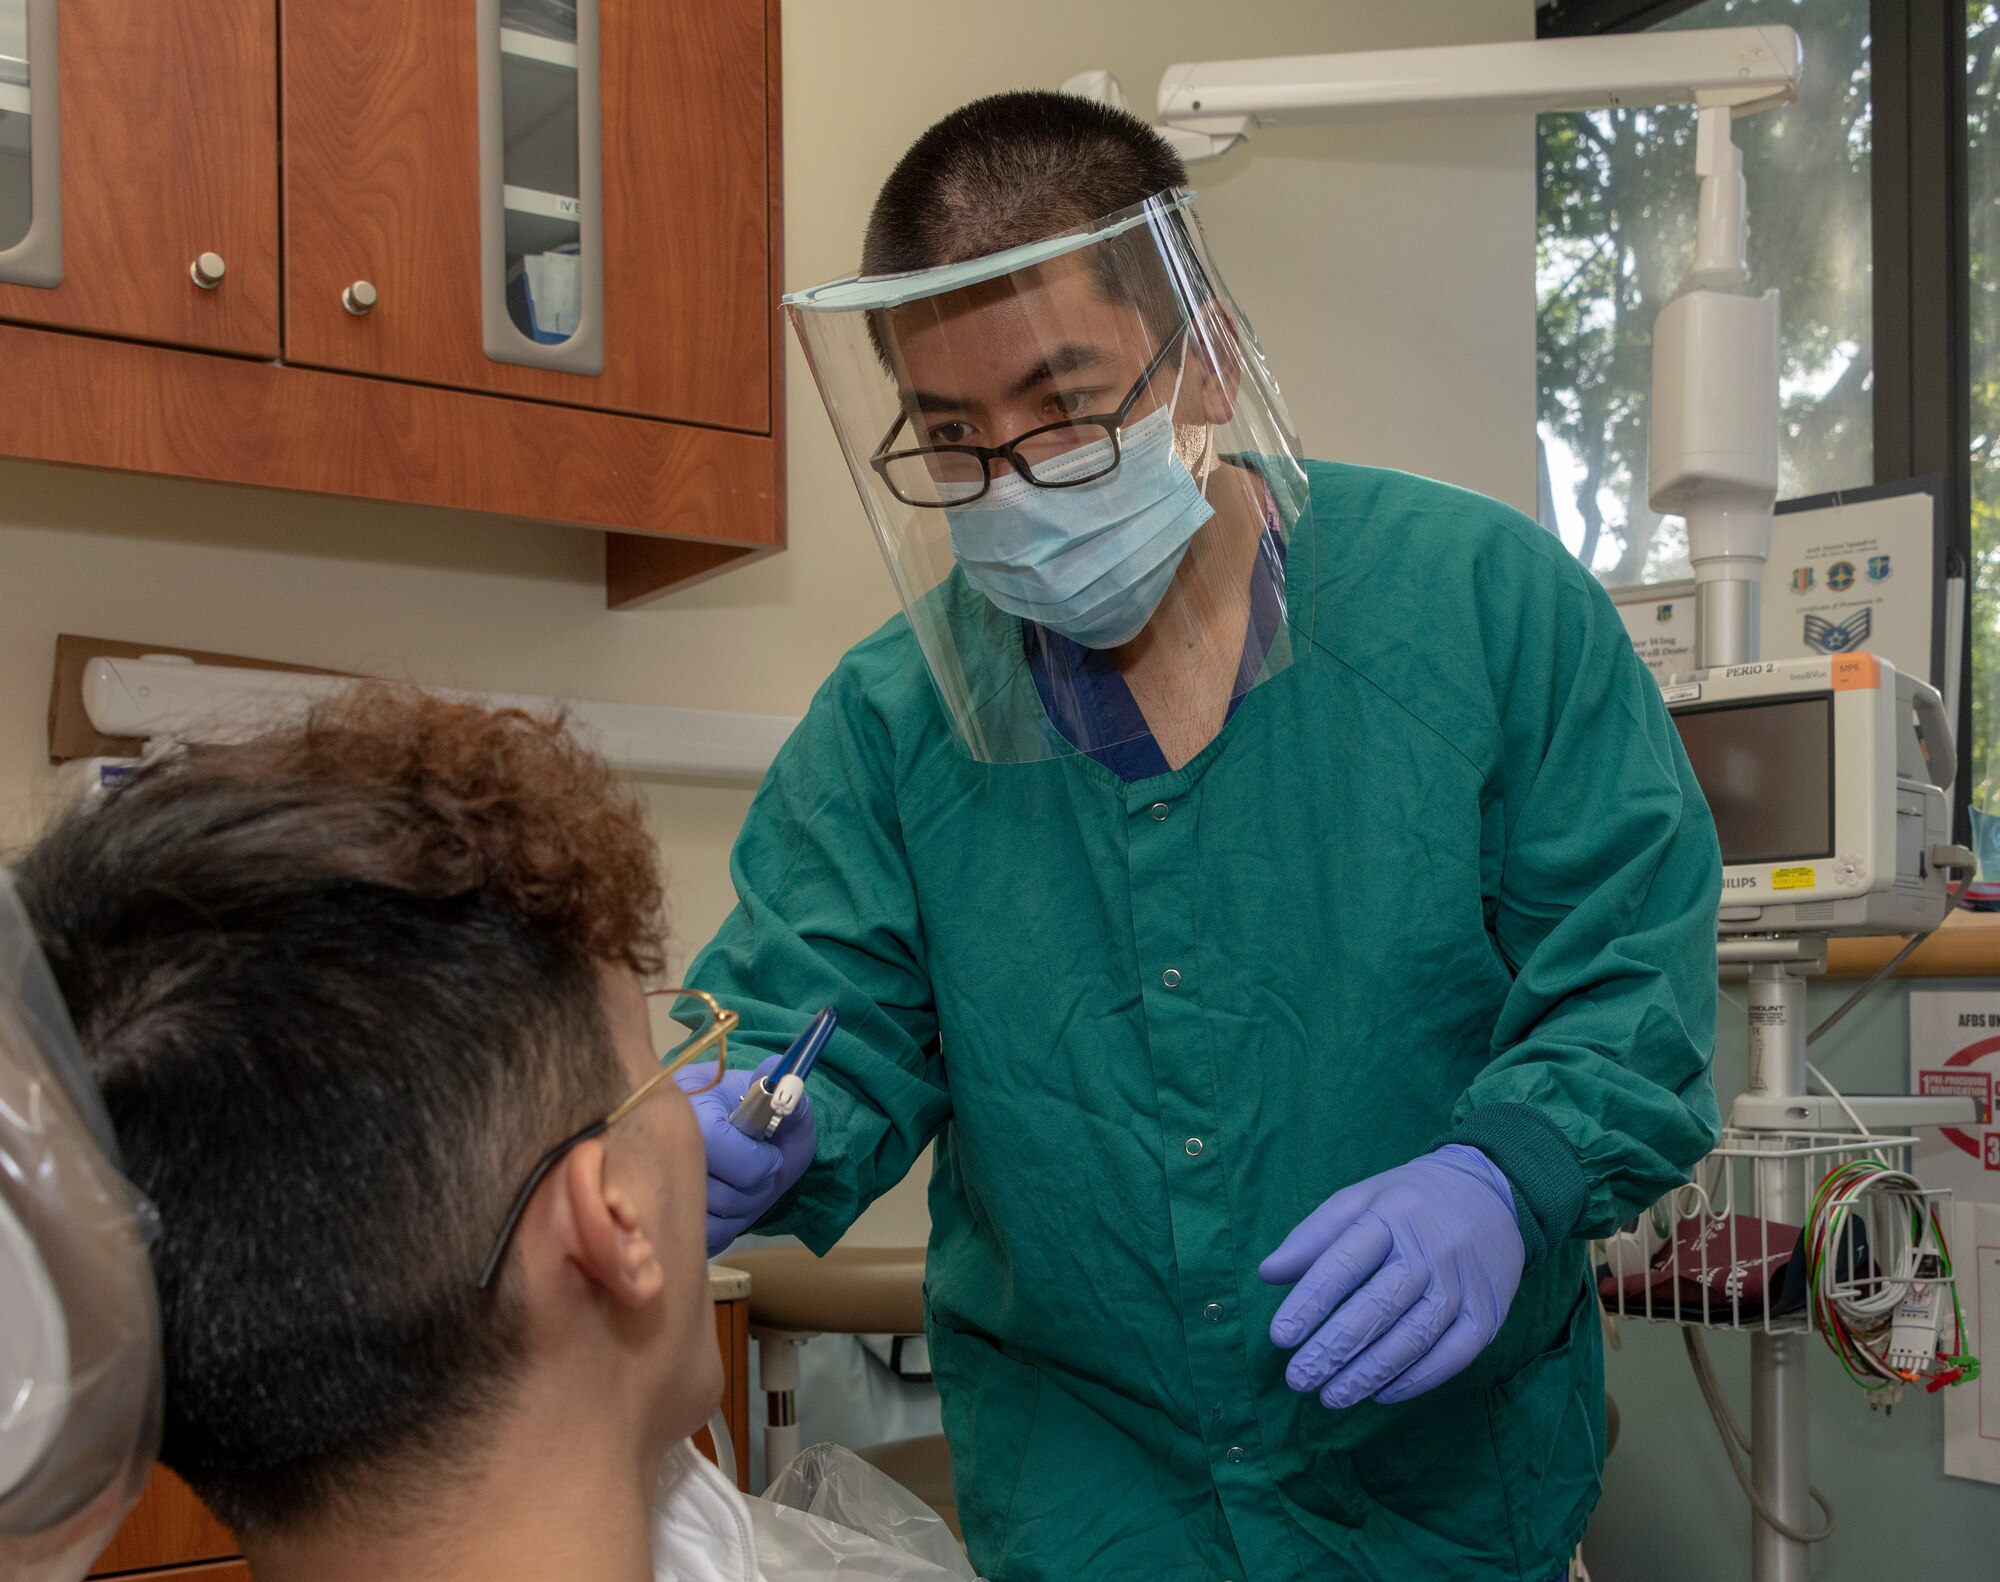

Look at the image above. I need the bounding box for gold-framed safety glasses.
[476,987,738,1292]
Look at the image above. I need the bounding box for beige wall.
[0,0,1533,1243]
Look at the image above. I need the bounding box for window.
[1542,0,1976,848]
[1537,0,1875,586]
[1970,3,2000,814]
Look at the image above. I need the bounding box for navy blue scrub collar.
[1025,507,1288,783]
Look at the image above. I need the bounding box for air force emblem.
[1803,608,1872,654]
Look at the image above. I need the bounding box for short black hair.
[15,689,667,1534]
[862,90,1188,275]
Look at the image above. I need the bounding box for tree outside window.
[1969,3,2000,819]
[1537,0,1873,586]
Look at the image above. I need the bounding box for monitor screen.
[1671,695,1834,866]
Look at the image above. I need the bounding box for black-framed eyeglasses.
[869,320,1189,509]
[476,987,737,1293]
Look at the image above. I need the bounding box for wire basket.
[1594,1128,1933,1335]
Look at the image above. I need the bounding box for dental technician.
[681,91,1722,1582]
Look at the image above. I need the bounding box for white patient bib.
[650,1441,766,1582]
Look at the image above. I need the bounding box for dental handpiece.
[727,1007,836,1141]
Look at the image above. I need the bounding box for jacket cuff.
[1438,1102,1588,1269]
[754,1169,848,1257]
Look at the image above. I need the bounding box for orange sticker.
[1831,653,1880,690]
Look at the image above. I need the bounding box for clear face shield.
[0,869,163,1582]
[787,191,1313,765]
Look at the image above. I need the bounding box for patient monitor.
[1665,652,1956,937]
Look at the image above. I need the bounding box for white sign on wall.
[1611,480,1945,689]
[1946,1202,2000,1486]
[1908,994,2000,1487]
[1908,989,2000,1206]
[1761,487,1940,688]
[1612,583,1697,682]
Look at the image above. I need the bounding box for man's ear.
[556,1139,666,1308]
[1188,301,1243,425]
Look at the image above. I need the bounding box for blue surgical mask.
[946,402,1216,649]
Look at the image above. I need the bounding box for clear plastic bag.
[0,867,163,1582]
[749,1443,980,1580]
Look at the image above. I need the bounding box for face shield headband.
[786,189,1314,764]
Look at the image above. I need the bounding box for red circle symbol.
[1935,1033,2000,1157]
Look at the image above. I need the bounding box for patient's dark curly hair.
[16,686,667,1534]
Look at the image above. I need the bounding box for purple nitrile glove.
[1260,1145,1524,1409]
[675,1056,817,1257]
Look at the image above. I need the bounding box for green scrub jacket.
[688,461,1722,1581]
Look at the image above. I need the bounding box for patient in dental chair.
[15,688,793,1582]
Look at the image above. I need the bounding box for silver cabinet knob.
[342,280,379,316]
[189,252,227,289]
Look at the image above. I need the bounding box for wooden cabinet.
[283,0,768,431]
[85,1289,755,1579]
[87,1466,235,1577]
[711,1277,754,1490]
[0,0,783,607]
[0,0,279,356]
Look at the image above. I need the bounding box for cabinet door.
[88,1464,236,1576]
[0,0,278,355]
[283,0,769,432]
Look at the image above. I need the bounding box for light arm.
[1066,26,1801,163]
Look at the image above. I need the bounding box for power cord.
[1807,847,1975,1048]
[1805,1060,1870,1138]
[1681,1329,1836,1544]
[1803,1160,1977,1398]
[1673,847,1980,1544]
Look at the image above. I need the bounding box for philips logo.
[1723,876,1758,890]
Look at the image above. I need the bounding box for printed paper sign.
[1945,1202,2000,1485]
[1762,491,1937,687]
[1610,486,1939,689]
[1614,591,1697,683]
[1909,990,2000,1204]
